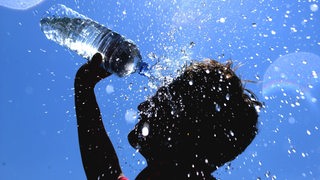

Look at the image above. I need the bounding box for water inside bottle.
[40,4,106,60]
[40,4,144,77]
[40,17,100,60]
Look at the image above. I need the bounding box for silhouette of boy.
[74,53,261,180]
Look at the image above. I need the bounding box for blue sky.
[0,0,319,179]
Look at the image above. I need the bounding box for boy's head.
[129,59,261,172]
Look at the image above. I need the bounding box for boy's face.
[128,86,180,160]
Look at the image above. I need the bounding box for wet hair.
[146,59,262,172]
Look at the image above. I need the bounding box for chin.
[128,128,153,161]
[128,129,140,149]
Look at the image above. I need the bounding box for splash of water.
[139,47,193,90]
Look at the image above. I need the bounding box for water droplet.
[142,125,149,137]
[106,84,114,94]
[218,17,226,23]
[290,27,297,33]
[310,4,319,12]
[252,23,257,28]
[204,159,209,163]
[215,104,221,112]
[225,93,230,101]
[125,109,137,123]
[229,130,234,136]
[288,117,296,124]
[306,130,311,135]
[265,171,271,178]
[312,70,318,79]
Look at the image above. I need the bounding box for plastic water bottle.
[40,4,147,77]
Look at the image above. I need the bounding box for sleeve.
[118,176,129,180]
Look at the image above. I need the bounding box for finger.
[91,53,103,67]
[97,69,112,79]
[90,53,112,78]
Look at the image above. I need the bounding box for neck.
[137,159,214,180]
